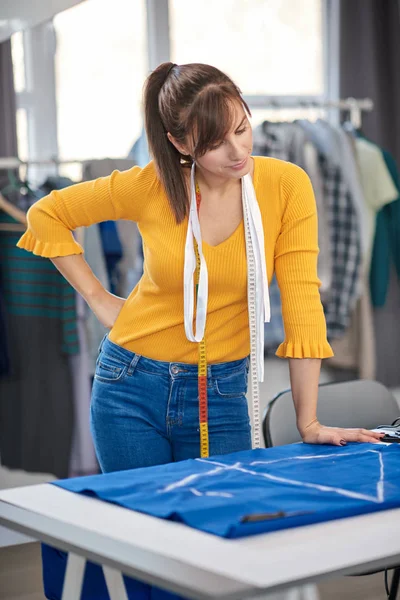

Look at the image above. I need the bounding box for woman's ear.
[167,132,190,156]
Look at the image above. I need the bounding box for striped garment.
[0,213,79,355]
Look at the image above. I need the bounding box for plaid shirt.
[319,154,362,337]
[253,122,362,339]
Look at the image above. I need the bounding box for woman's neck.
[194,158,254,196]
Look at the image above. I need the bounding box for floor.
[0,357,399,600]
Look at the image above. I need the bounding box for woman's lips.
[228,157,248,170]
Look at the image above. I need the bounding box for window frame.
[13,0,340,166]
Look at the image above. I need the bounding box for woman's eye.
[236,127,247,135]
[210,141,223,151]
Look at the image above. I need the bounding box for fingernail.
[340,440,347,446]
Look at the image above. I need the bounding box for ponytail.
[144,62,189,224]
[143,62,249,224]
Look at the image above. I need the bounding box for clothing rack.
[0,97,372,170]
[243,96,373,129]
[0,157,136,170]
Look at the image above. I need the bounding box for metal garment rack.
[0,97,373,170]
[243,95,374,129]
[0,157,135,169]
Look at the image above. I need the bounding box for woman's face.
[169,101,253,180]
[195,103,253,180]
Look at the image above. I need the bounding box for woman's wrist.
[298,417,320,438]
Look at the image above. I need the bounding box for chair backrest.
[263,379,400,447]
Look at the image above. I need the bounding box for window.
[170,0,323,96]
[53,0,147,173]
[11,32,26,94]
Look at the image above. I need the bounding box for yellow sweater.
[17,157,333,363]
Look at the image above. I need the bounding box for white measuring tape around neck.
[183,162,271,447]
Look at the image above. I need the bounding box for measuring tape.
[243,198,261,449]
[194,182,210,458]
[193,180,261,457]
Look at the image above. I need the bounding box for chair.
[262,379,400,600]
[263,379,399,447]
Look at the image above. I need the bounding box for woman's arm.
[288,357,320,435]
[289,358,385,445]
[16,165,151,328]
[275,164,384,446]
[17,165,147,258]
[51,255,125,330]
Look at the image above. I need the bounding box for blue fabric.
[370,149,400,307]
[90,335,252,472]
[98,222,123,294]
[54,443,400,539]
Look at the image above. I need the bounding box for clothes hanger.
[0,168,36,199]
[0,193,27,231]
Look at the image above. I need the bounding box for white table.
[0,483,399,600]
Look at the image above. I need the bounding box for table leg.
[103,566,129,600]
[61,553,86,600]
[389,567,400,600]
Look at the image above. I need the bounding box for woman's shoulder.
[118,160,163,199]
[252,156,314,214]
[253,155,309,184]
[124,160,158,183]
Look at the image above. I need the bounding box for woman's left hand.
[301,420,386,446]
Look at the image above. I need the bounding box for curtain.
[339,0,400,387]
[0,39,18,158]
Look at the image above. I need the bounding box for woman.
[18,62,384,473]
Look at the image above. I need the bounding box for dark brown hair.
[143,62,250,224]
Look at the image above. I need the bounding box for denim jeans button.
[171,366,180,374]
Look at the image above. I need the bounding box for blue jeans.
[90,335,252,472]
[42,337,252,600]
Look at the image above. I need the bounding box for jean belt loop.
[98,333,107,355]
[127,353,141,376]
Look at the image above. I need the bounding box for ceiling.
[0,0,84,43]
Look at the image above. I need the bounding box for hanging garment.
[116,219,142,297]
[83,159,140,296]
[0,213,77,477]
[83,224,110,373]
[355,138,398,272]
[98,220,123,294]
[68,292,98,477]
[297,120,362,339]
[311,120,369,259]
[325,132,375,379]
[253,121,332,300]
[370,149,400,307]
[0,265,10,377]
[329,138,398,378]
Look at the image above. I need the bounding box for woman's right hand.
[49,255,126,329]
[87,288,126,330]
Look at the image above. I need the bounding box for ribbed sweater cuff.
[17,230,83,257]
